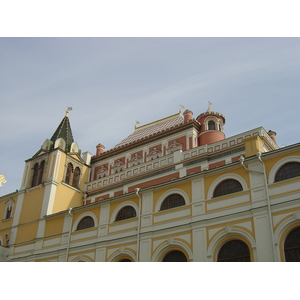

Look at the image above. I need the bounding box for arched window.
[73,167,81,188]
[213,179,243,197]
[118,259,132,262]
[160,194,185,211]
[65,163,73,185]
[162,250,187,262]
[31,163,39,187]
[115,206,137,221]
[76,216,95,231]
[284,226,300,262]
[208,120,216,130]
[275,162,300,182]
[38,160,45,185]
[217,239,250,262]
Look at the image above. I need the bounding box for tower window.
[208,120,216,130]
[31,160,45,187]
[115,206,137,221]
[213,179,243,197]
[217,239,250,262]
[160,194,185,211]
[76,216,95,231]
[275,162,300,182]
[65,163,81,189]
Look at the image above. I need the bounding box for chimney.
[96,143,105,155]
[183,109,193,122]
[267,130,277,144]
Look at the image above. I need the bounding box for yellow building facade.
[0,107,299,262]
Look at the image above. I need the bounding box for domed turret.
[196,102,226,146]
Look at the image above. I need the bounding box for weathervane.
[179,105,185,113]
[65,107,73,117]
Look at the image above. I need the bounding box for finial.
[134,120,140,131]
[207,101,212,112]
[65,107,73,117]
[179,104,185,113]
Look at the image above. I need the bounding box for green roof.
[50,115,74,152]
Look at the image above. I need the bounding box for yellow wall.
[19,188,44,224]
[15,222,39,244]
[44,216,65,238]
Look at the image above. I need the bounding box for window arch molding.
[203,116,221,131]
[268,156,300,184]
[107,248,136,262]
[110,201,139,223]
[207,228,256,262]
[207,173,247,199]
[276,218,300,261]
[151,239,193,262]
[72,212,98,232]
[71,255,93,262]
[155,189,189,212]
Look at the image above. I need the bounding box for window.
[118,259,132,262]
[275,162,300,182]
[65,163,81,189]
[213,179,243,197]
[4,198,14,220]
[31,160,45,187]
[115,206,137,221]
[208,120,216,130]
[76,216,95,231]
[284,227,300,262]
[160,194,185,211]
[217,239,250,262]
[65,163,73,185]
[162,250,187,262]
[73,167,81,188]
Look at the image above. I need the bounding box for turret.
[196,103,226,146]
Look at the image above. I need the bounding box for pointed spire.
[50,108,74,152]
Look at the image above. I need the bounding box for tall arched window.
[65,163,73,185]
[73,167,81,188]
[213,179,243,197]
[162,250,187,262]
[76,216,95,231]
[65,163,81,189]
[160,194,185,211]
[284,226,300,262]
[31,163,39,187]
[115,206,137,221]
[38,160,45,185]
[275,162,300,182]
[217,239,250,262]
[208,120,216,130]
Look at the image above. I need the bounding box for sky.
[0,37,299,195]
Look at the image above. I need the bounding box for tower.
[196,102,226,146]
[8,110,91,253]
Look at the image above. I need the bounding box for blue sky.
[1,37,300,195]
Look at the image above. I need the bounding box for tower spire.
[50,108,74,152]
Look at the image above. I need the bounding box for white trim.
[207,173,248,199]
[107,249,136,262]
[151,239,193,262]
[268,155,300,184]
[110,201,138,223]
[206,229,256,261]
[155,188,189,212]
[72,211,98,231]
